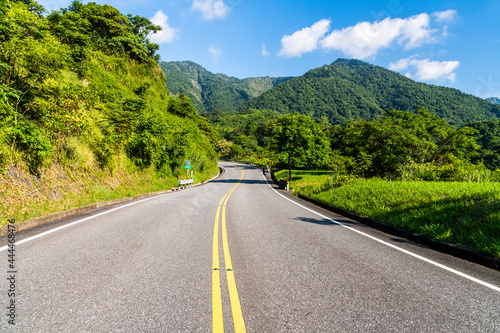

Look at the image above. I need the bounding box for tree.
[47,1,161,63]
[12,0,44,16]
[167,94,198,118]
[268,113,331,181]
[332,108,480,176]
[468,119,500,170]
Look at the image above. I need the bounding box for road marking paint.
[212,193,226,332]
[261,171,500,293]
[0,194,173,252]
[222,176,247,333]
[212,169,247,333]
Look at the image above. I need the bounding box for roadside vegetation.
[3,1,499,260]
[0,1,218,224]
[274,170,500,258]
[216,107,500,259]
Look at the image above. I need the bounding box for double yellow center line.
[212,170,246,333]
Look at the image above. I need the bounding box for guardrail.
[178,178,194,189]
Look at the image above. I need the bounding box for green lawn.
[275,170,500,258]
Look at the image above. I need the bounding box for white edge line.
[0,172,218,251]
[261,172,500,293]
[0,193,171,252]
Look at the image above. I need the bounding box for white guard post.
[179,178,194,189]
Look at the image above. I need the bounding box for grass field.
[274,170,500,258]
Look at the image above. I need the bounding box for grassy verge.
[274,170,336,191]
[274,170,500,258]
[1,163,219,227]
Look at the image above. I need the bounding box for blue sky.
[38,0,500,99]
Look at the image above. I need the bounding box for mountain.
[160,61,291,113]
[487,97,500,104]
[244,59,500,127]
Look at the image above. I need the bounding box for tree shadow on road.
[293,216,366,227]
[294,216,339,226]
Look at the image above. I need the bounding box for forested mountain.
[488,97,500,104]
[160,61,291,113]
[244,59,500,127]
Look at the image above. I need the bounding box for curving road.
[1,161,499,332]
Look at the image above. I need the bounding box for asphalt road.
[1,161,499,332]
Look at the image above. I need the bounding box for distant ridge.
[160,61,291,113]
[244,59,500,127]
[487,97,500,104]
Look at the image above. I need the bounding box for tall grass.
[275,170,500,258]
[313,180,500,257]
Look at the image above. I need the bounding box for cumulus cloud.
[192,0,231,20]
[388,57,412,71]
[402,13,436,48]
[148,11,180,44]
[278,19,331,57]
[320,17,404,59]
[433,9,458,22]
[389,57,460,82]
[320,14,438,59]
[208,44,222,65]
[261,43,270,56]
[279,10,456,59]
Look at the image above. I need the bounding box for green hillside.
[160,61,291,113]
[244,59,500,127]
[0,1,218,223]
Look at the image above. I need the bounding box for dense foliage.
[161,61,291,113]
[244,59,500,127]
[268,113,331,173]
[211,107,498,182]
[331,108,480,177]
[0,0,217,177]
[468,119,500,171]
[207,109,279,159]
[47,1,162,63]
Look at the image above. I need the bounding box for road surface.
[1,161,499,332]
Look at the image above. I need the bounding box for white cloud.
[433,10,458,22]
[261,43,270,56]
[401,13,435,49]
[148,11,180,44]
[192,0,231,20]
[277,10,456,60]
[278,19,331,57]
[389,57,460,82]
[388,57,411,71]
[320,13,438,59]
[320,17,406,59]
[208,44,222,65]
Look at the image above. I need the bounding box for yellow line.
[212,170,246,333]
[221,173,246,332]
[212,195,225,333]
